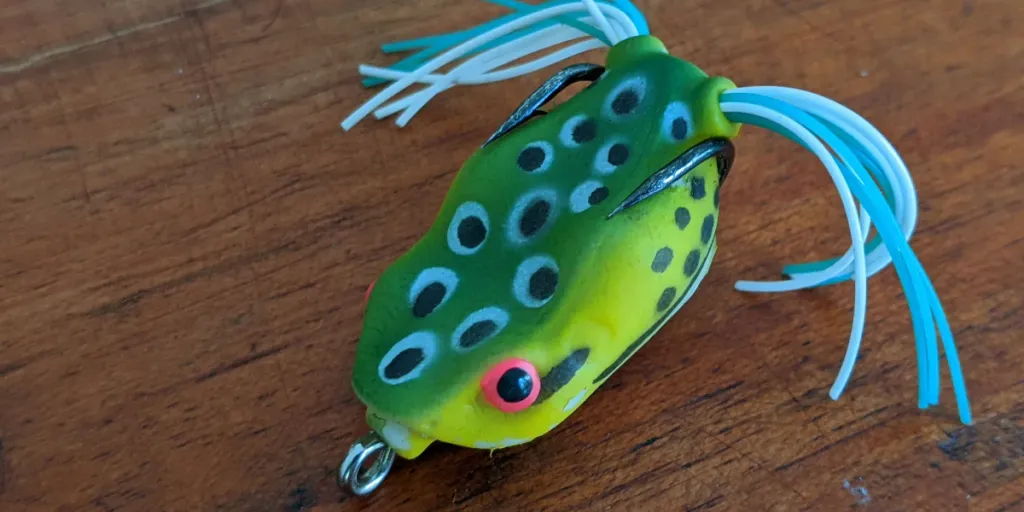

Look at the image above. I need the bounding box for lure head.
[351,35,740,459]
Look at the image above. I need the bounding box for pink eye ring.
[481,358,540,412]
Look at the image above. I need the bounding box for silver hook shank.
[482,63,605,147]
[607,137,735,218]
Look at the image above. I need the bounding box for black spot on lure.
[336,0,972,496]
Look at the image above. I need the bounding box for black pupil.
[671,117,689,140]
[608,143,629,166]
[519,200,550,238]
[383,348,424,380]
[496,367,533,403]
[528,267,558,301]
[517,146,546,172]
[571,119,596,143]
[459,320,498,349]
[457,216,486,248]
[412,282,446,318]
[611,89,639,115]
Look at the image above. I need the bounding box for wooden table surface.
[2,0,1022,510]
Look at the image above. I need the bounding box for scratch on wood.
[685,380,744,407]
[261,0,285,34]
[831,405,893,433]
[91,498,114,512]
[0,362,28,377]
[598,461,677,501]
[631,436,661,453]
[88,291,146,317]
[0,0,232,74]
[84,233,308,317]
[194,344,289,383]
[285,484,317,511]
[41,145,78,157]
[182,177,308,237]
[687,494,725,511]
[0,350,56,377]
[775,413,903,471]
[680,446,730,471]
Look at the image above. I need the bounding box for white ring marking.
[378,331,438,385]
[447,201,490,255]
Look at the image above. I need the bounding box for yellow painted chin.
[367,396,583,460]
[366,324,612,459]
[387,350,603,458]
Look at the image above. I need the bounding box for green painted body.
[352,36,741,458]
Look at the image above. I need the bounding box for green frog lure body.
[337,0,972,496]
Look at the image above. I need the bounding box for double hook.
[482,62,735,218]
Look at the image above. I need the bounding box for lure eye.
[481,358,540,412]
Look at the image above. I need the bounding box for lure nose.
[368,413,436,459]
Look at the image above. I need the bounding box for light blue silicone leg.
[782,102,940,410]
[367,20,587,87]
[782,115,897,282]
[762,110,940,407]
[722,113,889,284]
[724,93,971,425]
[725,109,931,405]
[363,0,615,87]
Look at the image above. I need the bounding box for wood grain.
[1,0,1022,510]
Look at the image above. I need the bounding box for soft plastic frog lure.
[337,0,972,496]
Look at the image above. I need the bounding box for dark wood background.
[1,0,1021,510]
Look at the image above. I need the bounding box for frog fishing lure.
[337,0,972,496]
